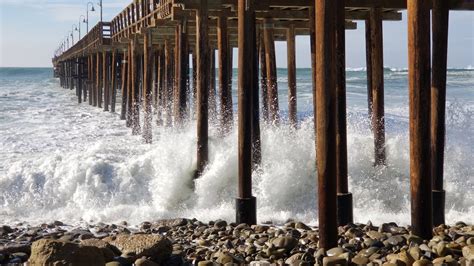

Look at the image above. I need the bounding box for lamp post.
[71,24,77,46]
[86,2,95,33]
[97,0,103,22]
[79,15,85,39]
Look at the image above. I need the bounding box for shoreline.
[1,219,473,265]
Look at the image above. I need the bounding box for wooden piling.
[195,0,210,178]
[210,48,217,119]
[96,52,102,108]
[175,22,189,124]
[236,0,257,225]
[259,33,269,122]
[157,47,165,125]
[88,55,93,105]
[369,8,386,166]
[218,16,233,133]
[143,30,153,143]
[192,52,198,116]
[365,19,374,119]
[315,0,338,249]
[120,50,129,120]
[78,58,83,104]
[111,51,117,113]
[126,44,133,127]
[431,0,449,226]
[164,39,173,126]
[263,18,279,123]
[131,37,141,135]
[335,0,353,226]
[103,52,110,112]
[287,25,297,127]
[408,0,433,240]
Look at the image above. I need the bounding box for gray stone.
[135,257,160,266]
[271,236,298,253]
[323,256,348,266]
[28,239,105,265]
[105,234,172,263]
[327,247,345,257]
[351,256,369,265]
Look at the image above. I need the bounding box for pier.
[52,0,474,249]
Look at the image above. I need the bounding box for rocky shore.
[0,219,473,265]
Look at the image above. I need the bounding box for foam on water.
[0,67,472,226]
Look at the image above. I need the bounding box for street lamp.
[86,2,95,33]
[78,15,85,39]
[97,0,103,22]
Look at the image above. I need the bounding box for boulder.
[28,239,105,265]
[105,234,172,263]
[81,238,120,262]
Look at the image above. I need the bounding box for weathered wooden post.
[309,8,317,125]
[103,51,110,112]
[365,19,373,119]
[96,52,102,108]
[263,18,279,123]
[195,0,210,178]
[131,36,141,135]
[287,25,297,127]
[120,49,129,120]
[88,55,93,105]
[83,57,88,102]
[175,22,189,124]
[236,0,257,225]
[259,33,269,122]
[369,8,386,166]
[143,30,154,143]
[431,0,449,226]
[164,39,173,126]
[218,16,233,133]
[192,51,198,116]
[335,0,353,226]
[408,0,433,240]
[315,0,338,249]
[111,50,118,113]
[127,44,133,127]
[157,47,165,125]
[78,58,83,104]
[210,48,217,120]
[93,54,98,107]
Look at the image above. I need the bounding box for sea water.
[0,67,472,226]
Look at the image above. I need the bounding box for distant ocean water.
[0,67,472,225]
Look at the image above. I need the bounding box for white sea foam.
[0,68,472,226]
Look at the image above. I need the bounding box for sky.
[0,0,473,68]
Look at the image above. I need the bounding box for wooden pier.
[53,0,474,249]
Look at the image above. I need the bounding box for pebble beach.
[1,219,473,265]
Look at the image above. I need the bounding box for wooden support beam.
[287,25,297,127]
[365,19,373,119]
[309,7,317,127]
[121,49,129,120]
[103,52,110,112]
[143,30,154,143]
[259,32,269,122]
[164,39,173,126]
[218,16,233,133]
[210,48,217,120]
[89,55,93,105]
[157,47,165,126]
[175,22,189,123]
[236,0,257,226]
[111,51,118,113]
[431,0,449,226]
[78,58,83,104]
[126,44,134,127]
[263,18,279,123]
[195,0,210,178]
[95,53,100,107]
[192,52,198,116]
[369,8,386,166]
[131,36,141,135]
[98,53,103,108]
[408,0,433,240]
[315,0,338,249]
[335,0,353,226]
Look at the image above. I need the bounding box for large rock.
[271,236,298,253]
[28,239,105,265]
[81,238,120,262]
[105,234,172,263]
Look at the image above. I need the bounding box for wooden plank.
[408,0,433,240]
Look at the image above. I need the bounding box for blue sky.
[0,0,473,68]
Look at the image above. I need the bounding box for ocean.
[0,67,472,226]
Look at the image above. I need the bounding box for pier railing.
[54,22,111,63]
[111,0,173,42]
